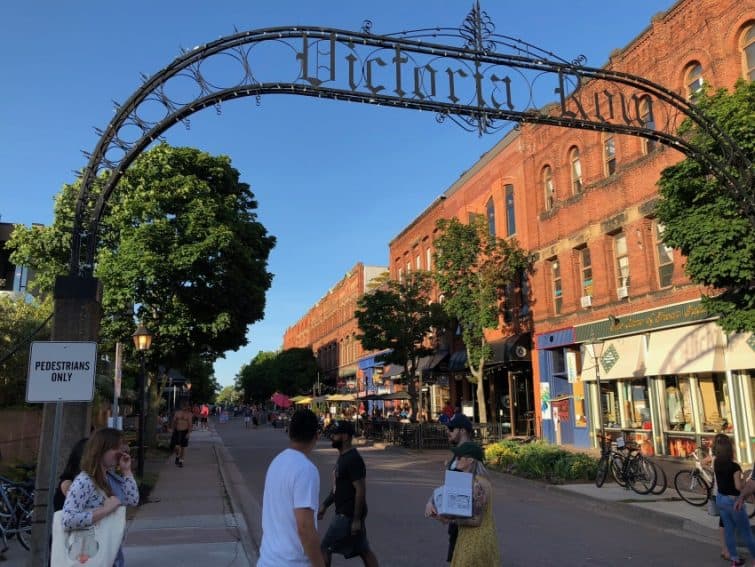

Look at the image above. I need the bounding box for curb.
[498,472,719,545]
[212,436,261,565]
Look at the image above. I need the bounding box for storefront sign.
[540,382,551,421]
[575,300,711,342]
[552,398,570,421]
[566,351,577,383]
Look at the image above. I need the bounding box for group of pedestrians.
[258,407,500,567]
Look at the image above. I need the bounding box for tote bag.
[51,506,126,567]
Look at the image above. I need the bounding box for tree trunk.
[406,365,418,416]
[471,367,487,424]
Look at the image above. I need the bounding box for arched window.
[486,197,496,236]
[639,97,657,154]
[569,147,583,194]
[685,63,704,100]
[543,166,555,211]
[741,24,755,81]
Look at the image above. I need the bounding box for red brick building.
[282,262,386,391]
[388,0,755,455]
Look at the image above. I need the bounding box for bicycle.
[595,434,657,494]
[0,471,34,552]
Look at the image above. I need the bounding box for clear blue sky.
[0,0,675,388]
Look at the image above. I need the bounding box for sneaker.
[175,457,180,466]
[732,559,745,566]
[178,460,184,468]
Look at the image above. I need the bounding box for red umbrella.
[271,392,292,408]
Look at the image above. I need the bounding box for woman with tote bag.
[54,428,140,566]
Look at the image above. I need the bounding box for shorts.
[321,514,370,559]
[201,416,208,423]
[170,429,189,449]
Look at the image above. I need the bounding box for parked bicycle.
[595,434,657,494]
[674,448,755,517]
[0,468,35,552]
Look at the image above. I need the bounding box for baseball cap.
[451,441,485,462]
[446,413,473,433]
[330,420,355,436]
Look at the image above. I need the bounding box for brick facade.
[386,0,755,445]
[282,262,386,390]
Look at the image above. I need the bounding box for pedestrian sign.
[26,341,98,403]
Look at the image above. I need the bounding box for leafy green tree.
[8,144,276,396]
[0,295,52,407]
[237,348,317,402]
[656,80,755,332]
[216,384,242,407]
[433,217,531,423]
[355,270,442,415]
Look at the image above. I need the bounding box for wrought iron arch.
[69,3,753,275]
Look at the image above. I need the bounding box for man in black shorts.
[318,420,379,567]
[170,401,192,467]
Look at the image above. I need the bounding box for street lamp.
[132,323,152,479]
[586,337,606,444]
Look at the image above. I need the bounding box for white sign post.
[27,341,97,567]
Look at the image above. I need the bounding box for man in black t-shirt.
[318,420,379,567]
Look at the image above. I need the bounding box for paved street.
[217,419,720,566]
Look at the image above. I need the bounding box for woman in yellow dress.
[440,442,501,567]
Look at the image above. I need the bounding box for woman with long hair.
[713,433,755,566]
[62,428,140,566]
[435,442,501,567]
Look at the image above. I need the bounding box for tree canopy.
[355,270,444,414]
[433,216,531,423]
[8,144,276,389]
[656,80,755,332]
[236,347,317,402]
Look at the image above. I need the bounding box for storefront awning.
[581,334,646,381]
[645,322,725,375]
[726,332,755,371]
[383,363,405,378]
[448,349,468,371]
[488,334,531,366]
[417,350,449,372]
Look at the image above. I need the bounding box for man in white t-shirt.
[258,408,325,567]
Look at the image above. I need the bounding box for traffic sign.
[26,341,98,402]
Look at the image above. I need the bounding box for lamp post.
[586,337,606,444]
[132,323,152,479]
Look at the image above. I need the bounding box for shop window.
[742,24,755,81]
[572,376,587,428]
[654,221,674,288]
[603,136,616,176]
[549,258,562,315]
[578,246,593,299]
[504,184,516,236]
[685,62,704,101]
[696,373,732,434]
[543,165,555,211]
[486,197,496,236]
[600,381,620,430]
[570,147,583,194]
[639,97,657,154]
[614,233,630,291]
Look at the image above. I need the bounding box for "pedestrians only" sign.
[26,341,98,403]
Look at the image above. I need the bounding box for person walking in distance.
[258,409,325,567]
[318,420,379,567]
[424,411,474,562]
[170,401,192,468]
[200,402,210,431]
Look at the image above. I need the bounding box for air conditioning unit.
[580,295,592,308]
[617,286,629,299]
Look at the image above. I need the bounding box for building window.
[614,232,629,291]
[550,258,562,315]
[579,247,593,299]
[486,197,496,236]
[543,166,555,211]
[426,248,432,271]
[398,267,403,282]
[654,222,674,288]
[685,62,704,100]
[570,147,583,194]
[416,254,421,270]
[504,184,516,236]
[603,136,616,176]
[639,97,657,154]
[406,261,411,274]
[742,24,755,81]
